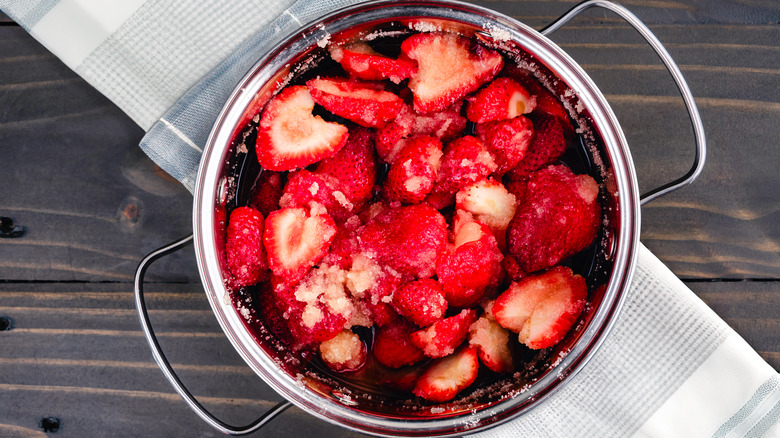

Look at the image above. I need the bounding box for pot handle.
[540,0,706,205]
[133,234,292,435]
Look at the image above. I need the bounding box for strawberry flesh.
[392,278,448,327]
[330,42,417,84]
[402,32,503,113]
[413,346,479,402]
[376,102,466,164]
[256,85,349,170]
[307,77,403,128]
[383,136,443,204]
[468,315,514,373]
[475,116,534,176]
[373,320,426,368]
[466,77,536,123]
[492,266,587,349]
[263,206,337,283]
[410,309,478,358]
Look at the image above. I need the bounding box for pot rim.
[193,1,640,436]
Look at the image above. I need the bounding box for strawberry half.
[358,204,448,278]
[475,116,534,176]
[319,329,367,372]
[384,136,443,204]
[401,32,503,113]
[413,346,479,402]
[330,41,417,84]
[375,102,467,164]
[455,179,518,235]
[466,77,536,123]
[392,278,448,327]
[436,219,503,308]
[256,85,349,171]
[263,206,337,283]
[306,77,403,128]
[468,315,514,373]
[410,309,478,358]
[426,135,497,209]
[506,165,601,273]
[226,207,269,287]
[492,266,587,349]
[373,320,426,368]
[315,127,378,206]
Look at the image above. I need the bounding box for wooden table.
[1,1,778,436]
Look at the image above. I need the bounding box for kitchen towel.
[2,1,778,437]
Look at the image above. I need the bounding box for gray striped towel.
[2,1,778,436]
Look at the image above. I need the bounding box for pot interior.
[195,2,639,436]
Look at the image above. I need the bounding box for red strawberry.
[279,169,353,221]
[413,346,479,402]
[505,113,568,181]
[426,136,497,208]
[475,116,534,175]
[401,32,503,113]
[256,85,348,170]
[226,207,269,287]
[263,278,347,351]
[384,136,443,204]
[306,77,403,128]
[248,171,285,217]
[315,127,378,206]
[513,69,571,125]
[321,216,362,270]
[436,219,503,308]
[361,266,404,327]
[466,77,536,123]
[492,266,587,349]
[373,320,426,368]
[319,329,367,372]
[468,315,514,373]
[375,103,466,163]
[410,309,478,358]
[358,204,447,278]
[263,206,337,283]
[392,279,448,327]
[455,179,517,235]
[330,42,417,84]
[506,165,600,273]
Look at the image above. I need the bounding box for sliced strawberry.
[384,136,443,204]
[263,206,337,283]
[505,113,568,181]
[436,219,503,308]
[358,204,448,278]
[466,77,536,123]
[426,135,497,208]
[413,346,479,402]
[513,69,571,125]
[321,216,362,270]
[455,179,517,235]
[506,165,600,273]
[256,85,348,170]
[248,170,285,217]
[319,329,367,372]
[475,116,534,175]
[373,320,426,369]
[401,32,503,113]
[306,77,403,128]
[492,266,587,349]
[392,279,448,327]
[468,315,514,373]
[315,127,378,206]
[330,41,417,84]
[410,309,478,358]
[375,102,467,164]
[226,207,269,287]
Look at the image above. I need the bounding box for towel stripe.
[713,374,780,438]
[28,0,146,69]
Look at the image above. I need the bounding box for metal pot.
[135,0,705,436]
